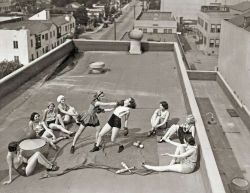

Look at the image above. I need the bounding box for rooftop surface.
[139,11,175,21]
[228,11,250,32]
[229,1,250,12]
[0,51,206,193]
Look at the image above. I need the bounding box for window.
[70,24,72,28]
[45,33,48,40]
[14,56,19,63]
[13,41,18,49]
[153,24,158,26]
[42,35,44,39]
[209,39,215,47]
[65,26,67,31]
[204,37,206,45]
[46,46,49,52]
[216,24,221,33]
[205,22,208,31]
[164,29,168,34]
[42,48,45,53]
[167,29,172,33]
[211,24,216,33]
[50,32,52,38]
[53,31,55,37]
[36,51,39,58]
[30,39,33,47]
[31,54,34,61]
[215,39,220,47]
[153,29,158,33]
[143,28,147,33]
[57,41,59,46]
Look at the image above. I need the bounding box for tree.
[73,6,89,26]
[0,61,23,79]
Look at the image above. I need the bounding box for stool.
[19,139,49,158]
[230,177,250,193]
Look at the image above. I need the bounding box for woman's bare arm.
[3,153,13,185]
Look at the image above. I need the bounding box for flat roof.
[228,11,250,32]
[139,11,175,21]
[0,50,206,193]
[229,1,250,12]
[0,16,21,22]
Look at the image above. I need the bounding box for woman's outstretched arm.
[3,153,13,185]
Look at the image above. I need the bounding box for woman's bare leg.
[96,124,112,147]
[25,152,53,176]
[49,123,72,135]
[72,124,86,146]
[95,125,102,141]
[56,114,65,128]
[143,163,184,173]
[161,124,179,141]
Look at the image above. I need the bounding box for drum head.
[19,139,46,151]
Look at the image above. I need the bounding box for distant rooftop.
[201,5,230,13]
[0,20,53,34]
[0,16,22,23]
[228,11,250,32]
[229,1,250,12]
[0,14,72,33]
[139,11,175,21]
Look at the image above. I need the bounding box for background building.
[218,12,250,112]
[228,1,250,15]
[0,0,13,13]
[0,10,75,64]
[196,4,234,55]
[134,11,177,34]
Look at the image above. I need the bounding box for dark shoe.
[70,146,75,154]
[147,131,153,137]
[157,139,164,143]
[69,131,76,137]
[124,128,129,136]
[118,145,124,153]
[90,145,100,152]
[47,165,59,171]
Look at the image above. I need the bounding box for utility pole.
[114,19,116,40]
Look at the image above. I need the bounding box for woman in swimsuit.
[158,114,195,144]
[70,91,117,154]
[43,102,74,136]
[3,141,59,185]
[147,101,170,137]
[90,97,136,153]
[29,112,67,150]
[57,95,79,125]
[142,135,198,174]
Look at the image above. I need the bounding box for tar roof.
[229,11,250,32]
[139,11,175,21]
[229,1,250,12]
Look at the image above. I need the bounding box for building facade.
[0,0,13,13]
[196,5,234,55]
[134,11,177,34]
[0,10,75,64]
[218,12,250,112]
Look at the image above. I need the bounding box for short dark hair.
[128,97,136,109]
[8,141,19,152]
[185,135,195,146]
[30,112,39,121]
[160,101,168,110]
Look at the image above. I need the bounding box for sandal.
[47,165,59,171]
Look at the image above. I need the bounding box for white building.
[86,8,104,17]
[134,11,177,34]
[0,10,75,64]
[0,0,12,13]
[218,12,250,112]
[196,4,234,55]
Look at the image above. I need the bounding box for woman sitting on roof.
[142,135,198,174]
[43,102,75,136]
[57,95,80,125]
[28,112,67,150]
[2,141,59,185]
[158,114,195,144]
[147,101,170,137]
